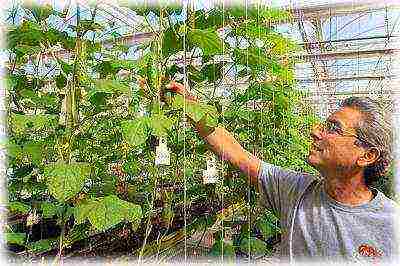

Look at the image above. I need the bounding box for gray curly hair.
[340,97,393,187]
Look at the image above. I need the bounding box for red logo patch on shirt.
[358,244,382,258]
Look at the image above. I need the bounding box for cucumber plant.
[5,2,318,261]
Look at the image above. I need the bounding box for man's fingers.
[166,81,185,93]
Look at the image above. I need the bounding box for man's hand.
[165,81,198,102]
[165,81,187,95]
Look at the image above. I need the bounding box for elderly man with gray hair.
[166,81,398,264]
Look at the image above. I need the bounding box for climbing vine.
[5,3,318,262]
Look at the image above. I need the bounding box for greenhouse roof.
[4,1,399,117]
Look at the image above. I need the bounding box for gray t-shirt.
[257,161,399,264]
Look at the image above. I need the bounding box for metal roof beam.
[288,1,399,20]
[296,75,393,83]
[294,48,399,61]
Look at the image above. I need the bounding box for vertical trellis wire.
[183,0,188,262]
[258,0,263,260]
[244,0,251,262]
[221,1,225,264]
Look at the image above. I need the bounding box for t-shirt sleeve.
[257,161,317,219]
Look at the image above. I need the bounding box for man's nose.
[310,124,324,141]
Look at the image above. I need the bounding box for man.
[165,81,398,264]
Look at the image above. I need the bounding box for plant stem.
[57,222,66,261]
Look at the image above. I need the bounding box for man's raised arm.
[166,81,261,185]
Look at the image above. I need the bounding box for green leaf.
[171,94,185,109]
[235,82,274,103]
[127,5,181,16]
[194,9,225,29]
[233,47,269,71]
[239,237,269,257]
[63,223,90,248]
[31,4,54,21]
[44,162,92,202]
[188,28,223,56]
[162,27,182,57]
[95,60,136,77]
[40,202,61,219]
[257,210,280,239]
[77,20,105,33]
[148,114,174,137]
[120,118,150,147]
[56,58,73,75]
[14,45,41,59]
[257,220,275,239]
[224,106,254,121]
[23,141,43,165]
[225,6,290,22]
[261,8,291,22]
[8,201,31,214]
[90,79,130,96]
[171,95,218,126]
[201,63,223,82]
[55,74,67,89]
[46,28,76,49]
[209,239,236,259]
[6,233,26,246]
[9,114,58,136]
[74,195,142,231]
[7,21,44,49]
[7,143,23,159]
[235,23,271,40]
[27,239,58,254]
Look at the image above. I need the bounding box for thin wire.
[221,1,225,264]
[244,0,251,262]
[183,1,188,262]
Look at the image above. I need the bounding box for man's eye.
[327,122,340,133]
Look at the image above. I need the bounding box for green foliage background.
[4,2,320,261]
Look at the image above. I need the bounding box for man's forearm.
[177,88,261,185]
[202,127,261,184]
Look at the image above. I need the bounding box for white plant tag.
[155,137,170,166]
[137,102,147,117]
[203,155,218,184]
[26,209,39,227]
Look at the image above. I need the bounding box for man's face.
[308,106,366,175]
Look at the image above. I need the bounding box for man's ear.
[357,147,380,167]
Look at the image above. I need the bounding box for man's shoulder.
[376,191,400,213]
[258,161,320,193]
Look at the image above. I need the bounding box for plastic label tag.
[203,155,218,184]
[137,102,147,117]
[155,137,170,166]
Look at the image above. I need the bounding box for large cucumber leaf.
[89,79,131,96]
[9,114,58,136]
[40,202,63,219]
[239,236,269,257]
[148,114,174,137]
[172,95,218,126]
[162,27,182,58]
[6,233,26,246]
[8,201,31,214]
[74,195,142,231]
[188,28,223,56]
[120,118,150,147]
[209,239,236,259]
[27,239,58,254]
[44,162,92,202]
